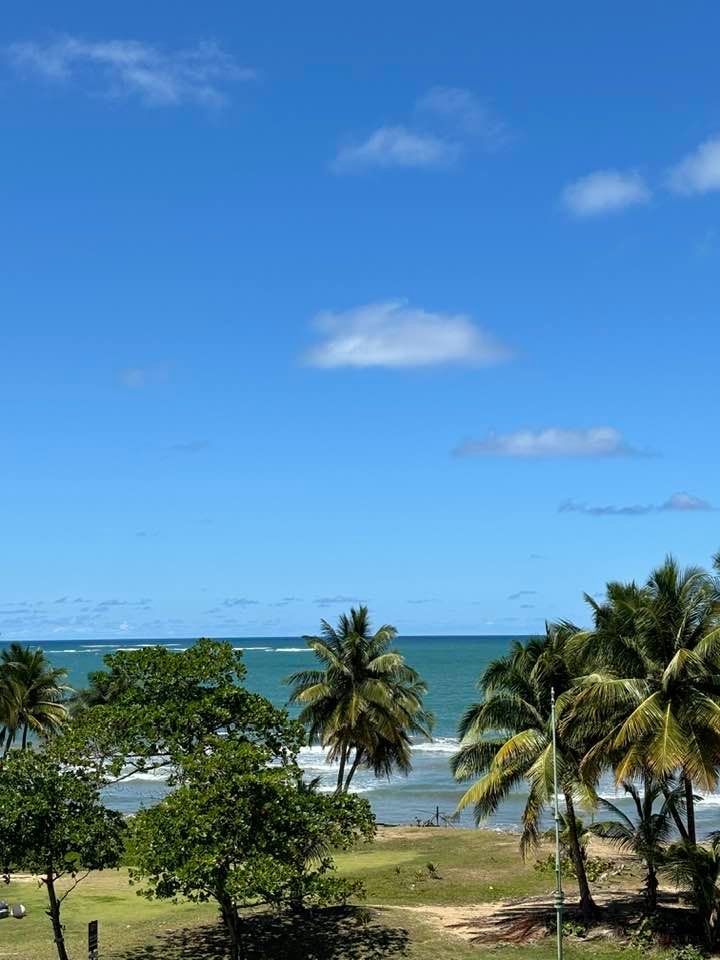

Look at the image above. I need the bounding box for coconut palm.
[0,644,70,752]
[662,836,720,947]
[285,606,432,794]
[588,775,679,912]
[567,557,720,844]
[451,624,597,919]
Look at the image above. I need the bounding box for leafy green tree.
[57,638,304,783]
[589,776,678,912]
[129,738,375,960]
[451,624,597,919]
[662,837,720,948]
[0,643,70,752]
[567,557,720,845]
[285,606,432,793]
[0,751,125,960]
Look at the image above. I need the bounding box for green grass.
[0,828,665,959]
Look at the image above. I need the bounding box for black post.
[88,920,99,960]
[435,805,440,826]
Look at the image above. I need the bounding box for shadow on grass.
[115,906,410,959]
[451,890,698,947]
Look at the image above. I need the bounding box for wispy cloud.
[222,597,259,607]
[454,427,642,459]
[332,86,505,174]
[332,126,458,173]
[313,595,358,607]
[304,300,511,369]
[416,86,507,147]
[559,491,714,517]
[167,440,209,454]
[508,590,537,600]
[668,136,720,195]
[7,36,253,108]
[562,170,651,216]
[119,364,169,388]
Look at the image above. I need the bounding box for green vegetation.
[0,751,125,960]
[0,642,69,752]
[285,605,433,793]
[452,552,720,948]
[0,828,648,959]
[450,623,597,918]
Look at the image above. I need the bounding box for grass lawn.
[0,828,669,959]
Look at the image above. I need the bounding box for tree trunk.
[661,784,690,843]
[219,898,245,960]
[21,723,29,750]
[44,873,70,960]
[645,863,658,913]
[343,748,364,793]
[563,792,597,921]
[684,776,697,846]
[335,744,349,794]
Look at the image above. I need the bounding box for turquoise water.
[31,636,720,833]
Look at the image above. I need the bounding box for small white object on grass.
[11,904,26,919]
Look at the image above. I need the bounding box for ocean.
[36,635,720,834]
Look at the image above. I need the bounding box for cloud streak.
[559,491,714,517]
[8,36,253,107]
[332,126,458,173]
[305,300,511,369]
[416,86,507,146]
[562,170,651,216]
[455,427,642,459]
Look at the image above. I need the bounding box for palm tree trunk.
[564,791,596,921]
[661,784,689,843]
[684,776,697,846]
[646,863,658,913]
[335,745,349,794]
[21,722,29,750]
[343,748,364,793]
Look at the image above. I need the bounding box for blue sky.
[2,2,719,640]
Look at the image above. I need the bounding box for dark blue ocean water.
[33,636,720,834]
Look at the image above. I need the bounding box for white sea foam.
[233,646,274,652]
[274,647,311,653]
[412,738,459,754]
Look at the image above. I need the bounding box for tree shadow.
[114,906,410,960]
[449,890,699,946]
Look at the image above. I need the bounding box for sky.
[2,2,719,641]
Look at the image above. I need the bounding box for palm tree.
[588,775,678,912]
[0,644,70,752]
[285,607,433,794]
[451,624,597,920]
[662,836,720,947]
[567,557,720,845]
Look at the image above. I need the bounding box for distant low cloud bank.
[559,491,714,516]
[455,426,641,458]
[305,300,511,369]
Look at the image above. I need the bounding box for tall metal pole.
[551,687,564,960]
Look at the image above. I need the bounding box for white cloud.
[416,86,507,147]
[562,170,651,216]
[559,491,714,517]
[668,136,720,195]
[8,36,253,107]
[332,126,458,173]
[455,427,639,458]
[304,300,511,369]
